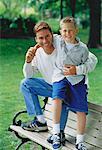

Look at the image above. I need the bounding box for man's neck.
[44,45,55,54]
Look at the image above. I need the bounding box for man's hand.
[63,64,76,75]
[25,44,40,63]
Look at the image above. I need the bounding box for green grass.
[0,38,37,150]
[88,48,102,104]
[0,38,102,150]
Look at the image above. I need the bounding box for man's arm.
[23,62,34,78]
[63,52,98,75]
[76,52,98,75]
[23,45,40,78]
[25,44,40,63]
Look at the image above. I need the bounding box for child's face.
[60,23,78,43]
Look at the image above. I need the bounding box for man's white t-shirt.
[32,48,57,84]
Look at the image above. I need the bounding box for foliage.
[76,0,89,14]
[0,0,90,37]
[0,0,35,19]
[0,0,101,47]
[0,0,90,21]
[0,15,38,38]
[0,1,5,15]
[45,18,60,33]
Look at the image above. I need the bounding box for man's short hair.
[33,21,52,35]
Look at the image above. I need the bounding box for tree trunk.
[60,0,63,19]
[87,0,101,48]
[70,0,76,17]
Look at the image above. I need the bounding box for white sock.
[36,115,46,124]
[76,134,84,144]
[53,123,60,134]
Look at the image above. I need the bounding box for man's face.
[60,23,78,43]
[35,29,53,51]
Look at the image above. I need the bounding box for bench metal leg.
[9,98,49,150]
[15,137,30,150]
[41,146,46,150]
[16,142,24,150]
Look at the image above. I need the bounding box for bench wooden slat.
[66,134,102,150]
[88,102,102,112]
[10,125,102,150]
[10,125,75,150]
[10,97,102,150]
[47,98,102,112]
[65,130,102,148]
[85,135,102,148]
[10,125,52,149]
[46,116,102,144]
[46,118,77,137]
[44,99,102,149]
[45,103,102,120]
[44,110,101,130]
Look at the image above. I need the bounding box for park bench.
[9,97,102,150]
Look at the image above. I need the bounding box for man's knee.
[20,78,31,92]
[20,78,39,92]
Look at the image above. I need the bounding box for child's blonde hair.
[60,16,77,28]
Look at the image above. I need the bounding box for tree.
[87,0,102,48]
[70,0,76,17]
[0,0,29,19]
[60,0,76,19]
[60,0,63,19]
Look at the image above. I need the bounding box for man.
[20,21,97,148]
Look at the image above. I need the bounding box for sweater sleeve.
[81,46,89,63]
[23,57,39,78]
[23,62,34,78]
[76,52,98,75]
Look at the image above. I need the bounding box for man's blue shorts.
[52,77,88,113]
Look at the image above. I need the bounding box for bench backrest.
[44,98,102,149]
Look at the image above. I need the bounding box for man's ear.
[59,30,62,35]
[35,37,37,42]
[76,27,79,34]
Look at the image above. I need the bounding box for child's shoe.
[75,142,87,150]
[52,133,61,149]
[47,131,65,145]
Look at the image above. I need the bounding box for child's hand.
[25,44,40,63]
[63,64,76,75]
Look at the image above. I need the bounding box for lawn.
[0,37,102,150]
